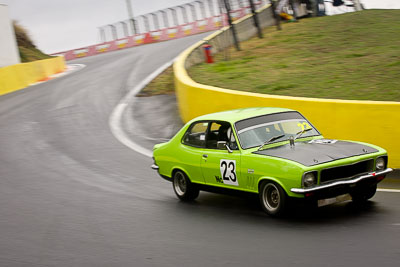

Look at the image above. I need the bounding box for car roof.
[192,107,295,124]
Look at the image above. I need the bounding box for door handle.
[202,154,208,158]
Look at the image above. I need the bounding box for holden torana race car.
[152,107,392,216]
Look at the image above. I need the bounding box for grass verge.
[188,10,400,101]
[137,66,175,96]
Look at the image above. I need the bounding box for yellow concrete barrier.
[173,20,400,168]
[0,56,66,96]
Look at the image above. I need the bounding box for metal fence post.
[177,5,189,23]
[188,3,198,21]
[223,0,241,51]
[270,0,282,30]
[121,22,129,37]
[151,13,160,30]
[160,10,169,28]
[195,1,207,19]
[168,8,179,26]
[109,24,117,40]
[207,0,216,16]
[249,0,263,38]
[139,15,150,32]
[99,27,106,42]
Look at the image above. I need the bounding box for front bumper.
[151,164,159,170]
[291,168,393,195]
[151,163,171,182]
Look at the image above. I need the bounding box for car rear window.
[182,122,208,147]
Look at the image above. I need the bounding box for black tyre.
[259,181,287,217]
[351,184,377,203]
[172,170,199,201]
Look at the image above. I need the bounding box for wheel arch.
[171,167,191,181]
[257,177,290,196]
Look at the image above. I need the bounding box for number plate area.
[317,194,352,207]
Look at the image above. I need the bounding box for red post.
[203,44,213,63]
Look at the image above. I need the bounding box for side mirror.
[217,141,233,153]
[217,141,227,149]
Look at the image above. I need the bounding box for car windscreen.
[235,112,320,149]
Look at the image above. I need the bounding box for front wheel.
[259,181,287,217]
[172,170,199,201]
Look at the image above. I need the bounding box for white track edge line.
[109,58,177,158]
[377,188,400,193]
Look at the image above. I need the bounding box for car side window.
[183,122,208,147]
[206,122,238,150]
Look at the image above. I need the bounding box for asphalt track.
[1,34,400,267]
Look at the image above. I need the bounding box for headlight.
[302,172,317,188]
[376,157,386,170]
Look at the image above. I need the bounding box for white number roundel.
[220,159,239,186]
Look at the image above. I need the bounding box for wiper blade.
[257,134,285,151]
[294,127,313,141]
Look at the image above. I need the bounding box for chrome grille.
[320,159,374,184]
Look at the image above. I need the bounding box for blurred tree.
[13,21,51,62]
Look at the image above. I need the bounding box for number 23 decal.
[220,160,239,186]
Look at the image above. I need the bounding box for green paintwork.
[153,108,387,198]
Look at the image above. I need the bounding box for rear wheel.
[259,181,287,217]
[351,184,377,203]
[172,170,199,201]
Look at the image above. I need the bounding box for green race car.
[152,107,392,216]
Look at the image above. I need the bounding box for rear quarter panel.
[153,126,206,184]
